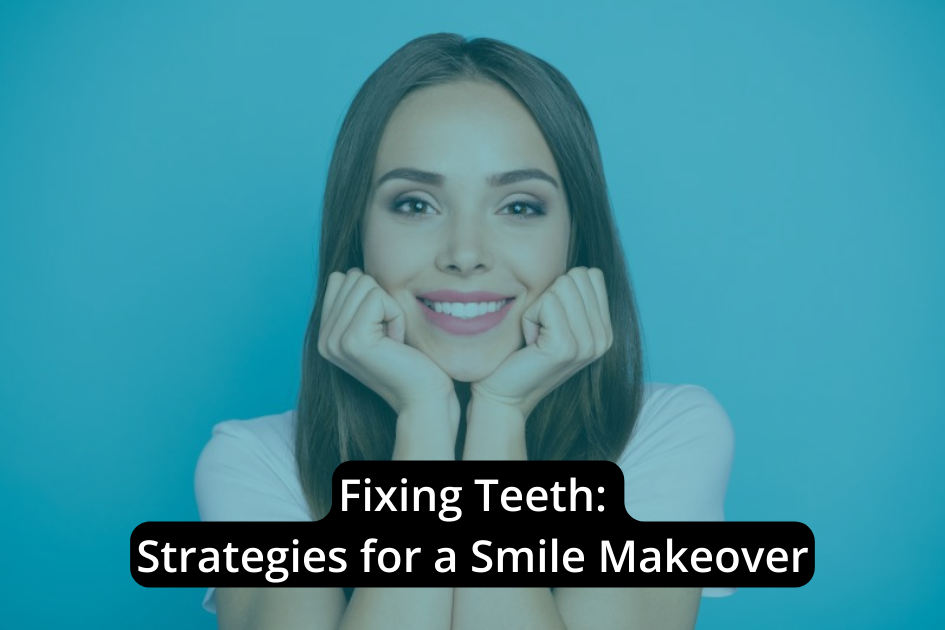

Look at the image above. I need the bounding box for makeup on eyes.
[387,196,548,219]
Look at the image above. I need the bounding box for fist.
[472,267,613,418]
[318,269,454,414]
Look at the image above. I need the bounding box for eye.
[389,196,436,218]
[499,200,546,218]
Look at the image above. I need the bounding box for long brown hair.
[296,33,644,519]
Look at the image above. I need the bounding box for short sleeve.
[617,384,736,597]
[194,413,310,612]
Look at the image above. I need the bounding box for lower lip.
[418,299,515,336]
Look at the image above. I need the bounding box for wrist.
[399,387,460,425]
[393,393,461,461]
[468,386,533,425]
[467,394,527,432]
[392,377,456,415]
[462,394,527,461]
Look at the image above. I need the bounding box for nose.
[435,212,494,276]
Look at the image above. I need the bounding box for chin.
[430,351,507,384]
[443,366,493,384]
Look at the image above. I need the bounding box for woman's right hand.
[318,269,455,416]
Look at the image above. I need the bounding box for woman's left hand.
[471,267,613,420]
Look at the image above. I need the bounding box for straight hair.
[296,33,644,519]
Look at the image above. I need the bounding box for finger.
[346,286,406,346]
[524,290,576,357]
[587,268,613,349]
[319,271,354,357]
[327,274,382,353]
[567,268,608,355]
[373,286,407,344]
[547,273,595,359]
[322,269,365,339]
[320,271,346,331]
[521,294,543,346]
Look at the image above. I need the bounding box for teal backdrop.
[1,1,942,628]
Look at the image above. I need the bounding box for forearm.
[335,397,459,629]
[339,587,452,630]
[383,395,546,629]
[392,395,460,461]
[451,587,566,630]
[455,401,562,628]
[461,396,527,461]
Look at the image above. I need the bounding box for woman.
[196,33,734,629]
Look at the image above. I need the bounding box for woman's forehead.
[372,81,560,185]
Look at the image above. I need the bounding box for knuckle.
[545,336,569,358]
[595,338,609,356]
[327,331,344,355]
[338,333,359,356]
[340,270,359,285]
[560,335,578,358]
[338,331,369,357]
[356,275,378,294]
[365,285,383,300]
[319,332,341,362]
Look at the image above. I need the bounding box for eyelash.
[389,197,547,219]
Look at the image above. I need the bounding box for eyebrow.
[376,167,559,189]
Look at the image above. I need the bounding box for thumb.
[522,299,542,346]
[354,287,406,344]
[378,290,406,343]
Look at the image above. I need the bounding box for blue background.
[1,1,942,627]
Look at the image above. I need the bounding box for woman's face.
[362,80,571,382]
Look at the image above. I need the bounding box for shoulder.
[617,383,735,521]
[194,410,312,521]
[629,383,735,456]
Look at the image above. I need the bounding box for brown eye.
[500,200,546,217]
[390,197,435,217]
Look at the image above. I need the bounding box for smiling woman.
[364,81,572,383]
[195,33,734,630]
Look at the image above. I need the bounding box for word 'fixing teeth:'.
[421,299,511,319]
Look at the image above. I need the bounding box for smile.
[419,298,512,319]
[416,293,516,336]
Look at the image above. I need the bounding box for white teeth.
[421,299,510,319]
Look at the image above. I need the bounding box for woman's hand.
[318,269,455,416]
[471,267,613,420]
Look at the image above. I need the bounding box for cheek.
[362,231,426,297]
[362,228,398,285]
[529,216,571,280]
[518,240,569,294]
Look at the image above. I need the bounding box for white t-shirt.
[195,383,736,613]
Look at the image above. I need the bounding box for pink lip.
[416,291,516,336]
